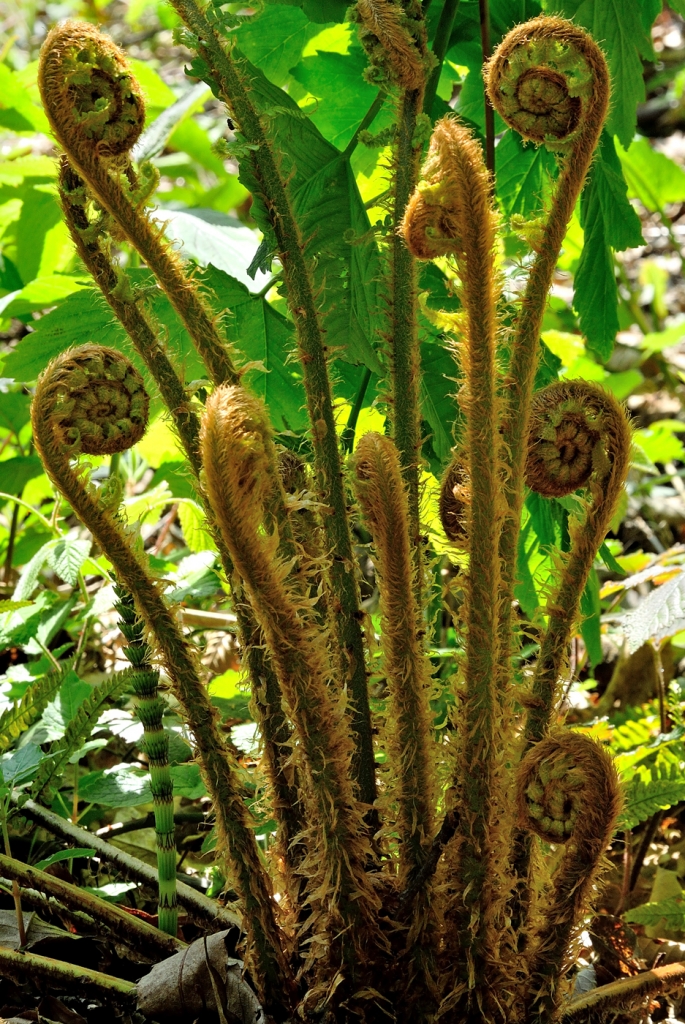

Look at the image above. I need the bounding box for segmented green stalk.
[114,585,177,937]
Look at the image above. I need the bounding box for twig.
[12,795,241,933]
[0,946,137,1004]
[0,852,184,961]
[561,961,685,1022]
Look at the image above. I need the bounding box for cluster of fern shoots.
[22,3,644,1022]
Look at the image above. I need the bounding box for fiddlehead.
[485,16,610,700]
[114,585,177,937]
[402,116,505,1013]
[354,0,430,91]
[351,433,435,897]
[38,21,144,162]
[39,23,237,388]
[200,385,381,978]
[31,347,292,1012]
[518,732,622,1021]
[439,457,469,546]
[525,381,632,744]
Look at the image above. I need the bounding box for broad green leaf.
[0,456,44,496]
[170,763,206,799]
[202,266,308,431]
[587,134,643,251]
[635,421,685,465]
[13,540,59,601]
[235,6,323,86]
[0,65,50,134]
[46,539,92,587]
[0,394,31,436]
[625,896,685,930]
[34,848,96,871]
[290,46,382,150]
[40,672,92,743]
[220,52,383,372]
[495,130,557,218]
[158,209,269,291]
[419,340,457,469]
[78,764,152,807]
[0,276,89,321]
[617,136,685,211]
[622,569,685,652]
[550,0,653,147]
[178,500,215,554]
[0,743,42,788]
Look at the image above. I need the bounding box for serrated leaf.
[625,896,685,930]
[0,394,31,435]
[78,763,152,808]
[178,500,215,554]
[234,5,322,86]
[290,45,382,150]
[495,129,557,218]
[158,209,270,292]
[617,136,685,211]
[32,671,132,803]
[620,758,685,829]
[46,538,92,588]
[13,540,59,601]
[170,762,206,799]
[0,664,68,754]
[0,743,43,788]
[39,671,92,743]
[622,570,685,652]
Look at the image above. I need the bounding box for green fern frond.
[625,895,685,930]
[32,669,132,804]
[621,756,685,829]
[0,663,71,755]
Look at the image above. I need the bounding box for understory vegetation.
[5,1,685,1023]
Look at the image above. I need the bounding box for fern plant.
[11,5,667,1022]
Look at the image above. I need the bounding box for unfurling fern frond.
[31,670,131,803]
[0,664,70,754]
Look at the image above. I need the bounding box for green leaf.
[159,209,270,292]
[0,665,67,754]
[621,757,685,828]
[78,764,152,807]
[0,457,44,496]
[231,52,383,373]
[419,340,457,469]
[34,848,96,871]
[177,499,215,554]
[201,266,308,431]
[625,896,685,930]
[622,569,685,652]
[580,568,602,667]
[170,763,206,799]
[46,538,92,588]
[0,743,42,788]
[40,672,92,743]
[587,133,643,251]
[290,46,382,150]
[33,671,132,803]
[0,65,50,134]
[234,6,322,87]
[13,540,59,601]
[617,136,685,211]
[495,130,557,218]
[550,0,652,147]
[0,394,31,436]
[0,276,89,321]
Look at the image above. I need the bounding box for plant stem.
[0,946,137,1004]
[12,795,241,933]
[0,852,184,961]
[423,0,460,116]
[341,367,372,454]
[170,0,377,808]
[2,501,20,586]
[478,0,495,176]
[2,814,26,947]
[390,85,426,591]
[562,961,685,1023]
[344,90,386,157]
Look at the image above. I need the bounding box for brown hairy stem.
[39,21,238,388]
[484,16,610,698]
[561,961,685,1022]
[30,347,292,1011]
[200,386,381,974]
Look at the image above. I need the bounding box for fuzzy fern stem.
[58,160,304,884]
[200,385,381,978]
[114,585,177,936]
[402,116,503,1011]
[38,22,238,388]
[164,0,378,809]
[30,346,292,1012]
[484,16,610,696]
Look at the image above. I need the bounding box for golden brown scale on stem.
[351,433,435,897]
[484,16,610,706]
[38,22,238,389]
[30,347,293,1013]
[200,386,381,979]
[403,115,505,1015]
[518,732,622,1023]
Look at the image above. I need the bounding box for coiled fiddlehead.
[38,21,144,161]
[485,16,610,704]
[31,346,292,1011]
[517,732,622,1022]
[39,23,237,389]
[354,0,429,91]
[525,381,631,744]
